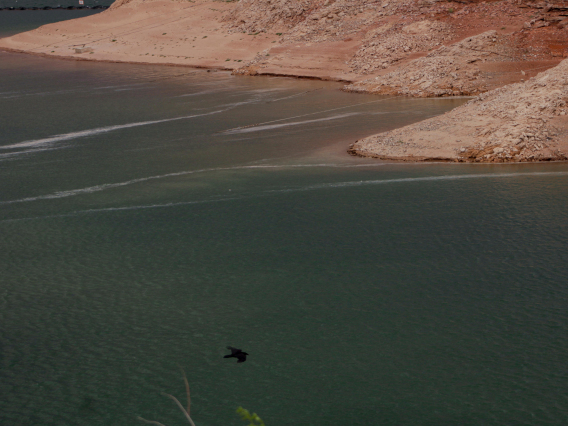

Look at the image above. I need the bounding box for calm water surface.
[1,20,568,426]
[0,10,102,37]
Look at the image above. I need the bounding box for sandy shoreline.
[0,44,275,83]
[0,45,352,82]
[2,0,567,163]
[0,0,358,81]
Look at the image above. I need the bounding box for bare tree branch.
[178,365,191,415]
[162,392,197,426]
[137,416,168,426]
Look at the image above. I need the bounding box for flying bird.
[224,346,248,363]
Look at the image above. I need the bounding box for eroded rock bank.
[2,0,567,86]
[346,30,520,97]
[349,57,568,162]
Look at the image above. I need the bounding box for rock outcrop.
[347,19,453,75]
[346,30,518,97]
[223,0,313,34]
[349,57,568,162]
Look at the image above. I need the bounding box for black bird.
[224,346,248,363]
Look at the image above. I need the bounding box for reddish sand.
[0,0,356,81]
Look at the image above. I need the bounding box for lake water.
[0,10,102,37]
[1,14,568,426]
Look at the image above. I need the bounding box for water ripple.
[2,171,567,223]
[0,110,225,151]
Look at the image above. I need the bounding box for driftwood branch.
[137,416,168,426]
[137,371,196,426]
[179,366,191,415]
[162,392,197,426]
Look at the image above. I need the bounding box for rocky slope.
[349,56,568,162]
[346,30,516,97]
[2,0,566,87]
[229,0,567,86]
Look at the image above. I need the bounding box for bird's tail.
[223,355,232,358]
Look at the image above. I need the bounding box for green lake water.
[1,14,568,426]
[0,10,102,36]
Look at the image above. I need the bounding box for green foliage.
[448,7,454,13]
[236,407,265,426]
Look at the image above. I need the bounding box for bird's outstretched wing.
[227,346,241,355]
